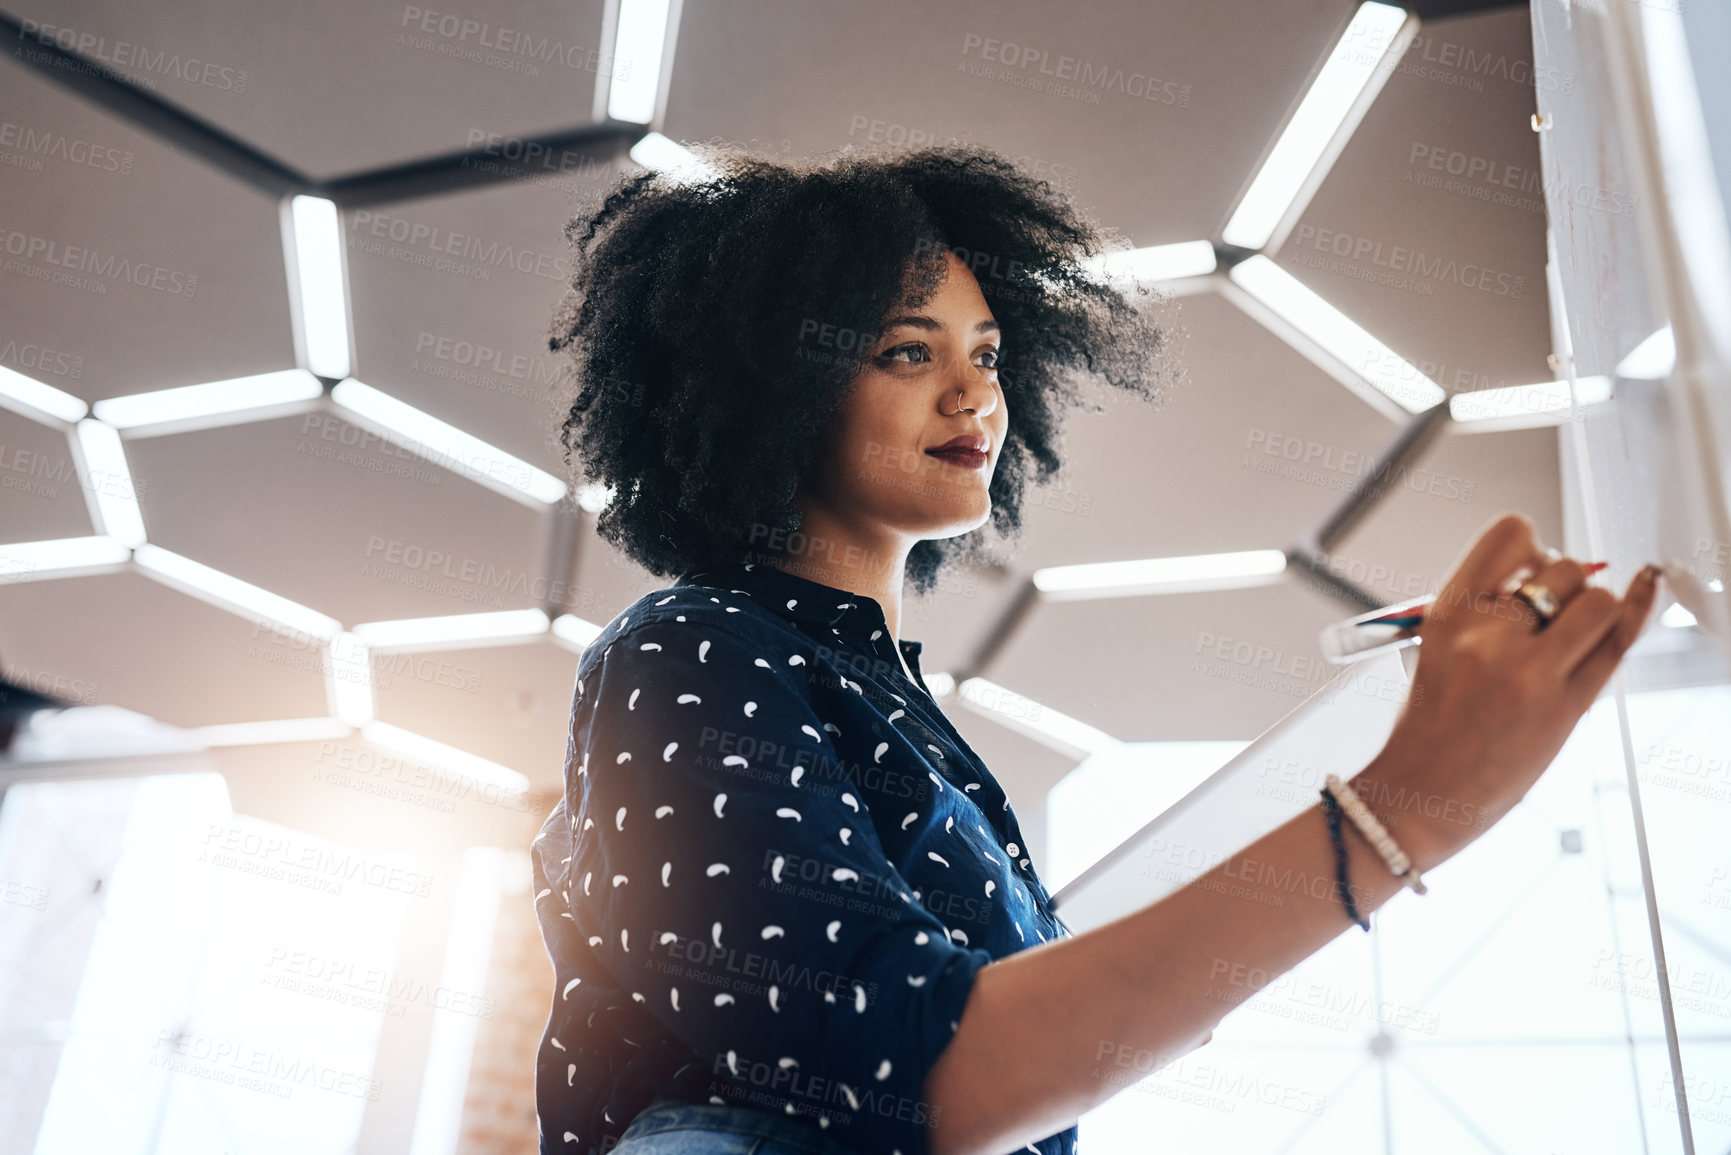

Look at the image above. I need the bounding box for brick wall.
[458,844,556,1155]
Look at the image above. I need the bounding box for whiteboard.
[1050,648,1410,933]
[1534,0,1731,648]
[1532,4,1731,1151]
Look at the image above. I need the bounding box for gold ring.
[1514,580,1559,625]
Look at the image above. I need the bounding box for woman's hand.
[925,515,1654,1155]
[1354,512,1661,871]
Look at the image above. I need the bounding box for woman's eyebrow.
[879,315,1002,334]
[879,313,942,332]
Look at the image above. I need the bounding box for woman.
[529,147,1659,1155]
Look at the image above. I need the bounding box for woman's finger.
[1444,513,1549,612]
[1536,585,1620,671]
[1567,567,1661,696]
[1503,556,1588,632]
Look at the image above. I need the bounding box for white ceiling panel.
[1277,7,1552,394]
[663,0,1355,245]
[371,637,580,789]
[0,569,328,726]
[1007,289,1404,570]
[0,412,93,545]
[5,0,610,178]
[0,52,296,402]
[123,413,548,626]
[345,167,623,476]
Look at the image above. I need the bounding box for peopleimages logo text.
[1290,225,1524,298]
[960,34,1190,105]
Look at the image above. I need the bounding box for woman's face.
[800,250,1008,550]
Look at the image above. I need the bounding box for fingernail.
[1583,560,1609,574]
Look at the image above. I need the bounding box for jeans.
[611,1097,857,1155]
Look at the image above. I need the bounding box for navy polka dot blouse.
[531,560,1075,1155]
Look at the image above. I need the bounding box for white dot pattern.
[529,562,1074,1155]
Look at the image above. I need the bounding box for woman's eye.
[975,348,1000,369]
[877,342,931,365]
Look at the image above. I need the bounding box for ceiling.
[0,0,1570,851]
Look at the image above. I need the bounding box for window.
[2,774,411,1155]
[1049,688,1730,1153]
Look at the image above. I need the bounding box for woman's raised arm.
[922,513,1661,1155]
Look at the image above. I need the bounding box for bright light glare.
[575,482,615,512]
[331,378,568,505]
[1661,602,1697,628]
[551,613,604,650]
[1084,240,1216,284]
[355,608,549,651]
[1033,549,1288,600]
[1615,325,1676,379]
[329,632,374,725]
[290,195,351,379]
[1230,255,1446,412]
[627,132,717,181]
[608,0,672,124]
[1641,5,1731,357]
[1449,376,1613,424]
[409,847,507,1155]
[0,536,130,581]
[1070,684,1731,1149]
[361,722,531,794]
[956,677,1120,759]
[93,369,323,429]
[74,419,146,547]
[1222,2,1408,248]
[1048,741,1250,890]
[0,363,88,424]
[193,718,355,746]
[134,544,341,642]
[24,775,400,1154]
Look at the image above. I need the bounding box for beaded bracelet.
[1324,773,1428,895]
[1319,788,1370,932]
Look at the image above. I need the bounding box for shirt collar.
[675,560,923,666]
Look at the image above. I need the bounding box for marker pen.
[1319,561,1611,664]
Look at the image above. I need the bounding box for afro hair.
[548,145,1184,595]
